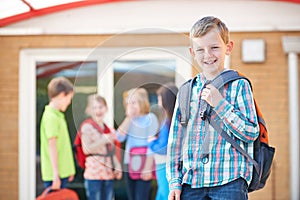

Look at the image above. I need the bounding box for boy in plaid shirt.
[166,16,259,200]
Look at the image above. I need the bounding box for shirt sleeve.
[145,113,159,156]
[213,79,259,143]
[43,114,59,139]
[148,112,159,137]
[148,120,169,154]
[115,129,127,142]
[166,99,184,191]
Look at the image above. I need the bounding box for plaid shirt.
[166,73,259,191]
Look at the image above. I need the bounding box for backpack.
[73,128,86,169]
[73,118,121,169]
[128,146,156,180]
[178,69,275,192]
[36,187,79,200]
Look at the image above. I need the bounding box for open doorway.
[19,47,191,200]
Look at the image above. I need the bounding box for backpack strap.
[178,70,249,127]
[208,70,261,173]
[210,70,251,90]
[208,114,260,174]
[178,76,197,127]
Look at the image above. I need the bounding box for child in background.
[80,94,122,200]
[40,76,76,190]
[116,87,159,200]
[149,83,178,200]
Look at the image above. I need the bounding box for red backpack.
[73,118,121,169]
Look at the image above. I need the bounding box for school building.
[0,0,299,200]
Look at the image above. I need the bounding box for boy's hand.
[168,189,181,200]
[201,84,223,107]
[68,175,74,182]
[51,175,61,190]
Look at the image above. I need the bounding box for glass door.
[19,47,191,200]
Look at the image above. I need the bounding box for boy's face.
[190,28,233,78]
[58,92,73,112]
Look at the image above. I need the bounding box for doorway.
[19,47,191,200]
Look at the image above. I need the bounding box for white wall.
[1,0,300,35]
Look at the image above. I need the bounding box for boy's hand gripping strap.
[179,69,249,127]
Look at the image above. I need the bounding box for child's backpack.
[73,118,121,169]
[128,146,156,180]
[36,187,79,200]
[178,69,275,192]
[73,128,86,169]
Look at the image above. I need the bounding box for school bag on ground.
[73,118,121,169]
[36,187,79,200]
[178,69,275,192]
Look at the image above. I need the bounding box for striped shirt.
[166,73,259,191]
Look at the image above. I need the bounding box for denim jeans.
[124,167,152,200]
[43,177,69,189]
[84,179,114,200]
[181,178,248,200]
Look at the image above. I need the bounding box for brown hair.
[190,16,229,44]
[124,87,150,115]
[47,77,73,99]
[85,94,107,116]
[157,83,178,120]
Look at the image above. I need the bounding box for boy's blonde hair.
[47,77,73,99]
[123,87,150,115]
[85,94,107,116]
[190,16,229,44]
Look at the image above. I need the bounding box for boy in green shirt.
[40,76,76,189]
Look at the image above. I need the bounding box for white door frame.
[19,46,191,200]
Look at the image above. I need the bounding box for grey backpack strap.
[208,115,260,173]
[210,70,250,90]
[178,76,197,127]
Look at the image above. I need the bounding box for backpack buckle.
[200,110,207,120]
[200,153,209,164]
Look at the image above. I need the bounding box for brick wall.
[0,31,299,199]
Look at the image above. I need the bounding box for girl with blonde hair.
[116,87,159,200]
[80,94,122,200]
